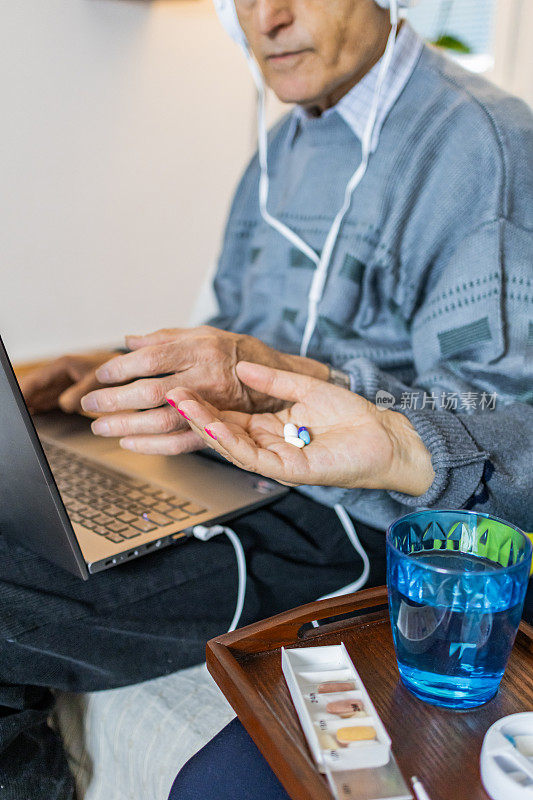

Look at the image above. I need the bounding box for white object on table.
[411,775,432,800]
[480,712,533,799]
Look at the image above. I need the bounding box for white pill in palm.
[283,423,298,439]
[285,435,306,449]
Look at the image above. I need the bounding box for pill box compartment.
[281,643,391,773]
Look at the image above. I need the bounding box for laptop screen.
[0,337,88,579]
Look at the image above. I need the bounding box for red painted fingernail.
[166,398,190,420]
[205,428,217,441]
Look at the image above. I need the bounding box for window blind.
[407,0,496,55]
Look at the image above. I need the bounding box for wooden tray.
[206,586,533,800]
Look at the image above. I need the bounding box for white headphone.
[213,0,246,50]
[213,0,264,86]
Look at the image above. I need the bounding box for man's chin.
[262,59,326,107]
[268,80,326,108]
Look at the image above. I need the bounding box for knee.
[168,718,248,800]
[168,748,213,800]
[167,719,291,800]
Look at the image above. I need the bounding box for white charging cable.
[319,505,371,600]
[309,504,371,628]
[193,507,369,634]
[192,524,247,633]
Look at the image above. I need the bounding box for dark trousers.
[169,718,290,800]
[0,492,387,799]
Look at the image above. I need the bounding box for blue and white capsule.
[298,426,311,445]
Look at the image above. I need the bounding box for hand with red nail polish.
[165,363,434,496]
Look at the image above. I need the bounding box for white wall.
[1,0,257,361]
[490,0,533,108]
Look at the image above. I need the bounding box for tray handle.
[212,585,388,654]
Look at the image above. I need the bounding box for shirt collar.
[288,22,423,152]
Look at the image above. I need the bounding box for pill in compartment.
[296,669,357,700]
[326,698,366,718]
[318,680,357,694]
[336,725,376,745]
[314,720,377,750]
[304,690,367,719]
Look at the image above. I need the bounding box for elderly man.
[9,0,533,797]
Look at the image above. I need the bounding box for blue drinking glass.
[387,510,532,710]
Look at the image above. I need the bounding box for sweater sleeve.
[206,153,261,332]
[330,218,533,530]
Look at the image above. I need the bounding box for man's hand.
[19,351,115,415]
[82,327,329,454]
[165,361,435,497]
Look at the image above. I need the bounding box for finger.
[178,410,256,472]
[25,385,69,413]
[235,361,319,403]
[95,342,188,384]
[91,406,186,437]
[178,399,289,480]
[58,370,101,414]
[81,376,178,414]
[124,328,187,351]
[165,387,249,427]
[119,429,203,455]
[18,361,71,401]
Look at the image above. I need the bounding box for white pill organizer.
[481,712,533,799]
[282,643,412,800]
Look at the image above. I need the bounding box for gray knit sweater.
[209,43,533,533]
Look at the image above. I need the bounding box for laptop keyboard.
[42,441,207,544]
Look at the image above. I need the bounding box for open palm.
[165,362,399,491]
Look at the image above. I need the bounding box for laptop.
[0,336,287,579]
